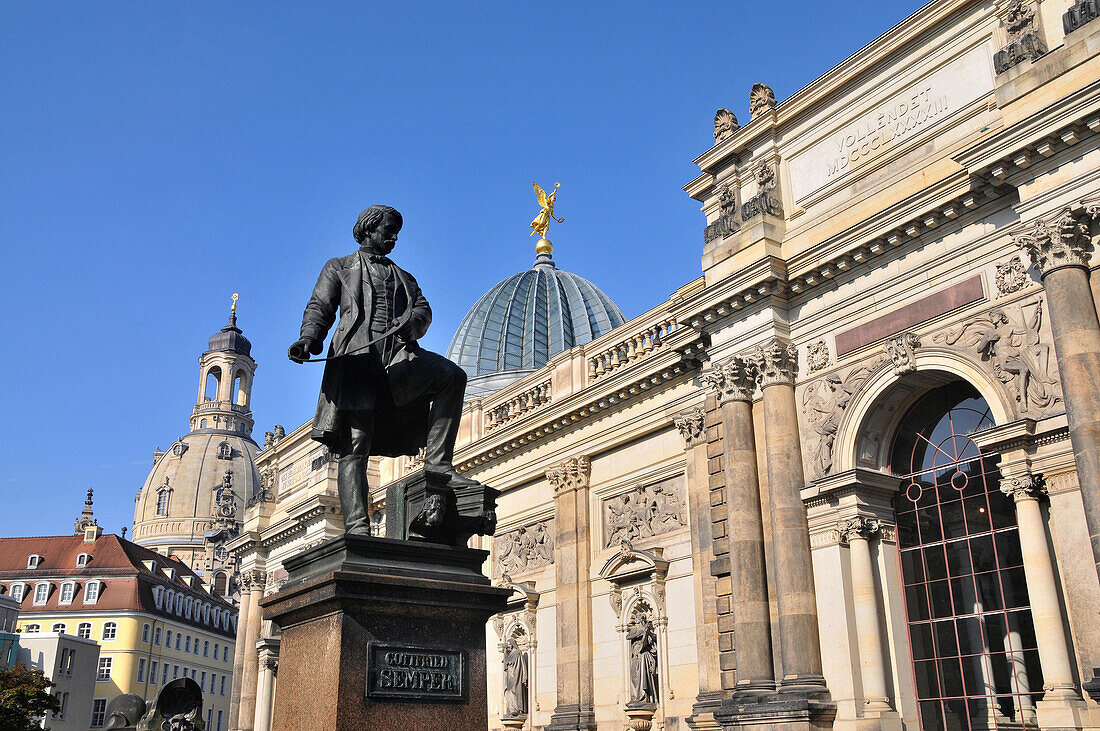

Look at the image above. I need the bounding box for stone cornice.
[803,468,902,508]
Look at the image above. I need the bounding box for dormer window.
[153,586,165,610]
[32,582,50,605]
[171,441,188,457]
[26,555,43,570]
[216,441,232,460]
[156,491,170,516]
[59,582,76,605]
[76,553,91,568]
[9,583,26,602]
[83,580,101,604]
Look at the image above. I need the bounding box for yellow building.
[0,493,238,730]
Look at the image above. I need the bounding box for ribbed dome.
[447,251,626,397]
[207,313,252,357]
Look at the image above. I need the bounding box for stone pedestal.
[261,534,510,731]
[715,693,837,731]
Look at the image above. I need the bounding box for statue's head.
[353,205,403,253]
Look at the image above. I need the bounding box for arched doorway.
[891,381,1041,730]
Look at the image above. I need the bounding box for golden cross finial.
[231,293,239,314]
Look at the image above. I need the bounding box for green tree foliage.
[0,662,61,731]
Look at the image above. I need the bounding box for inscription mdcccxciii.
[366,644,467,702]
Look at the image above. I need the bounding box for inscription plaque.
[366,643,468,702]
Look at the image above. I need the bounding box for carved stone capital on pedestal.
[834,516,883,544]
[1000,473,1047,501]
[752,338,798,388]
[1014,206,1093,277]
[546,456,591,496]
[700,356,758,404]
[238,568,267,592]
[673,406,707,449]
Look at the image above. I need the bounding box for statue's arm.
[402,272,433,341]
[300,259,341,345]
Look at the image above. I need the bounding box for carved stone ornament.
[807,340,830,372]
[673,406,706,449]
[749,83,777,118]
[755,162,776,191]
[1000,0,1037,37]
[884,332,921,375]
[704,183,741,244]
[1064,0,1100,34]
[753,337,798,387]
[1001,473,1047,501]
[546,456,591,496]
[993,0,1047,73]
[995,255,1030,296]
[495,519,555,575]
[700,356,757,404]
[802,357,886,479]
[604,478,686,548]
[936,299,1060,413]
[1014,207,1092,276]
[834,516,884,543]
[238,569,267,592]
[714,108,739,141]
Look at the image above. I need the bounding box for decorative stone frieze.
[604,478,686,548]
[936,298,1060,413]
[1014,207,1093,277]
[1000,473,1048,501]
[834,516,883,543]
[748,83,776,118]
[884,332,920,374]
[673,406,706,449]
[741,191,783,221]
[495,519,555,575]
[807,340,830,372]
[546,455,591,496]
[700,356,757,404]
[995,255,1030,296]
[713,109,738,141]
[752,338,798,387]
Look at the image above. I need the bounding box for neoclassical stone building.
[228,1,1100,729]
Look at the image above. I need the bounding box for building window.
[172,665,179,679]
[190,667,196,679]
[176,595,184,615]
[223,645,229,662]
[199,670,206,688]
[217,709,223,731]
[9,583,25,602]
[101,622,117,641]
[76,553,91,568]
[156,490,170,515]
[165,630,172,647]
[161,663,169,685]
[150,660,159,685]
[142,623,150,643]
[59,581,75,604]
[77,622,91,639]
[207,708,213,729]
[58,648,74,675]
[203,640,210,658]
[51,623,65,634]
[91,698,107,727]
[26,554,43,569]
[212,572,228,597]
[213,642,219,660]
[892,382,1042,730]
[84,580,101,604]
[56,691,68,719]
[185,636,191,653]
[24,624,40,633]
[32,582,49,605]
[137,658,147,682]
[209,673,216,693]
[175,633,182,651]
[220,675,226,695]
[96,657,112,681]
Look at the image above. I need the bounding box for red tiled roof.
[0,534,235,638]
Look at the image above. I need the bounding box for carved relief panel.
[603,476,687,548]
[494,519,555,576]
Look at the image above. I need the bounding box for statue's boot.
[424,359,480,488]
[337,454,372,535]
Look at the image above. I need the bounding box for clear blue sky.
[0,1,925,537]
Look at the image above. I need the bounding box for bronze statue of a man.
[289,205,475,536]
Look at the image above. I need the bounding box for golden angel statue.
[530,181,564,238]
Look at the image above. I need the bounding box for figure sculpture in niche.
[502,638,529,718]
[626,614,659,707]
[289,205,480,536]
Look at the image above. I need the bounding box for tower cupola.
[192,294,257,436]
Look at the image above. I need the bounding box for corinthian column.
[701,357,775,697]
[1016,204,1100,577]
[1000,474,1083,711]
[547,456,596,731]
[228,585,253,729]
[235,569,266,731]
[753,338,828,695]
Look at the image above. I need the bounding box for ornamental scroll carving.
[807,340,830,372]
[753,337,798,387]
[604,477,686,548]
[495,519,555,575]
[547,456,591,496]
[700,356,757,404]
[935,298,1060,413]
[885,332,920,375]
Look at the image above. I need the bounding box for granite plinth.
[715,692,836,731]
[262,534,510,731]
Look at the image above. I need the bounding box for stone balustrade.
[587,316,678,381]
[485,379,553,432]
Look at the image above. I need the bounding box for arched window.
[233,370,248,406]
[23,624,40,633]
[204,367,221,401]
[156,490,170,516]
[200,419,208,429]
[891,382,1041,729]
[142,623,151,643]
[102,621,117,641]
[77,622,91,639]
[154,626,162,645]
[212,572,228,597]
[51,623,65,634]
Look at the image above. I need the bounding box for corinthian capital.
[752,337,798,387]
[547,456,591,496]
[700,356,758,404]
[1014,206,1093,277]
[1000,473,1046,502]
[238,569,267,592]
[673,406,707,449]
[834,516,883,543]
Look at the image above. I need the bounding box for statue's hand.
[288,338,320,363]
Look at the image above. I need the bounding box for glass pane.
[933,619,959,658]
[951,576,978,616]
[914,659,940,699]
[974,573,1003,612]
[969,535,998,573]
[946,540,973,577]
[911,623,935,661]
[906,584,931,622]
[963,495,991,535]
[994,531,1024,568]
[901,548,925,584]
[925,545,949,581]
[956,616,986,655]
[941,499,968,539]
[1000,567,1030,609]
